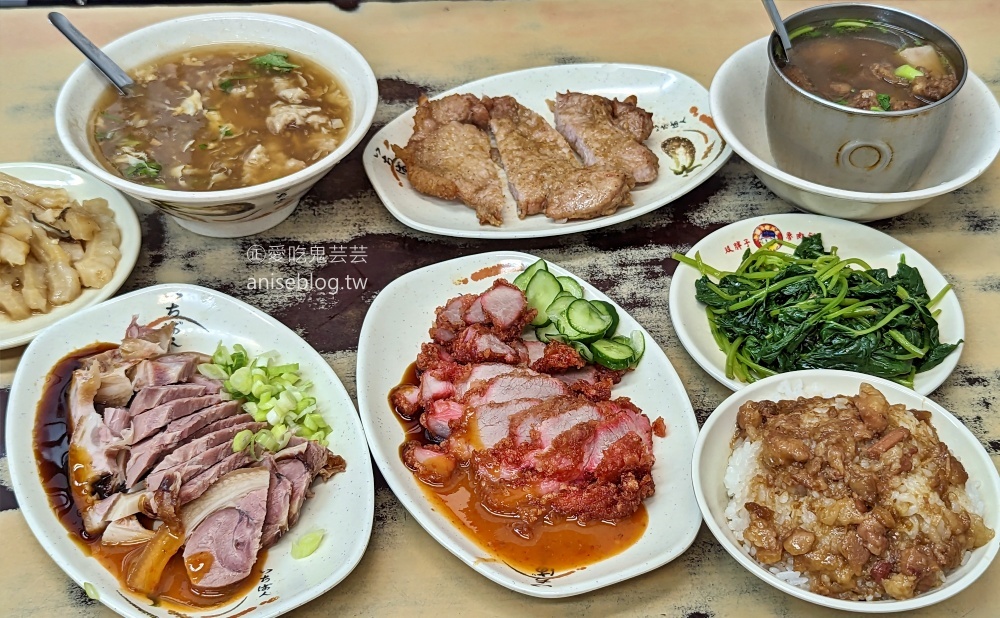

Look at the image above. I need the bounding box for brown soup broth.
[389,364,648,574]
[90,44,351,191]
[33,344,264,609]
[780,20,956,110]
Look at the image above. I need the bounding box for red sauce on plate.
[390,364,647,575]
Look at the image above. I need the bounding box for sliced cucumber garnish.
[628,330,645,366]
[545,293,577,323]
[534,322,561,343]
[526,270,562,326]
[571,341,595,363]
[557,276,584,298]
[592,300,619,335]
[514,259,548,291]
[567,299,612,336]
[591,339,635,370]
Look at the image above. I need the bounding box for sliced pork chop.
[392,94,506,226]
[485,95,633,220]
[553,91,659,183]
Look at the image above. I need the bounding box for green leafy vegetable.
[672,235,961,388]
[291,530,325,559]
[250,51,299,72]
[894,64,924,81]
[198,343,329,456]
[877,93,892,111]
[123,160,162,179]
[219,74,254,93]
[788,26,815,40]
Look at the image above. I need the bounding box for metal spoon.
[49,12,133,95]
[760,0,793,56]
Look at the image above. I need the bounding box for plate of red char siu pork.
[357,251,702,597]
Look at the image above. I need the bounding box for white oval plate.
[693,369,1000,613]
[0,162,141,349]
[6,284,374,618]
[668,213,964,395]
[356,251,701,597]
[363,63,732,239]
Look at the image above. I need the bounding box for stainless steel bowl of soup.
[764,4,967,193]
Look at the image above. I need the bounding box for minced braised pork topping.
[733,384,993,600]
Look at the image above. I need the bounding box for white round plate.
[0,162,141,349]
[6,284,374,618]
[356,251,702,597]
[668,213,964,395]
[363,63,732,239]
[693,369,1000,613]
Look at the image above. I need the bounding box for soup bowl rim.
[766,2,969,117]
[55,11,378,202]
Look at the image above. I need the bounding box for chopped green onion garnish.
[83,582,99,600]
[291,530,325,559]
[894,64,924,81]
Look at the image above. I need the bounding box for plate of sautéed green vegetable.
[668,214,963,395]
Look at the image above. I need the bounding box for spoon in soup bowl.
[760,0,792,56]
[49,12,133,95]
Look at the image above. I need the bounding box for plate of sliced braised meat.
[6,284,374,618]
[363,63,731,238]
[356,251,701,597]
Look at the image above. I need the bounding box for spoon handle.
[760,0,792,54]
[49,12,134,94]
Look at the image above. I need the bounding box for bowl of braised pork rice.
[55,13,377,237]
[693,369,999,612]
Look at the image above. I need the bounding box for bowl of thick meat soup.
[693,369,1000,612]
[55,13,377,237]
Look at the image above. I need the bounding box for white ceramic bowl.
[55,13,378,237]
[6,284,375,617]
[693,369,1000,613]
[710,38,1000,221]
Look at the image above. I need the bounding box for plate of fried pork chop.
[356,251,702,597]
[363,64,731,239]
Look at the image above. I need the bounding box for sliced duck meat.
[180,467,270,588]
[125,400,242,487]
[130,352,209,391]
[130,384,209,416]
[148,414,256,477]
[95,364,138,407]
[144,421,265,490]
[102,515,156,546]
[129,394,224,444]
[103,406,130,438]
[421,400,465,440]
[275,458,312,526]
[179,450,255,505]
[187,373,223,394]
[553,91,659,183]
[258,456,293,549]
[67,363,126,535]
[122,316,173,358]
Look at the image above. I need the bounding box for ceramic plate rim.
[0,162,141,349]
[363,62,733,239]
[692,368,1000,613]
[710,38,1000,202]
[5,283,375,618]
[668,213,964,395]
[356,250,702,597]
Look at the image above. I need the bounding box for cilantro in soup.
[90,45,351,191]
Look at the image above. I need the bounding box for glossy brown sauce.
[33,344,264,609]
[390,364,647,574]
